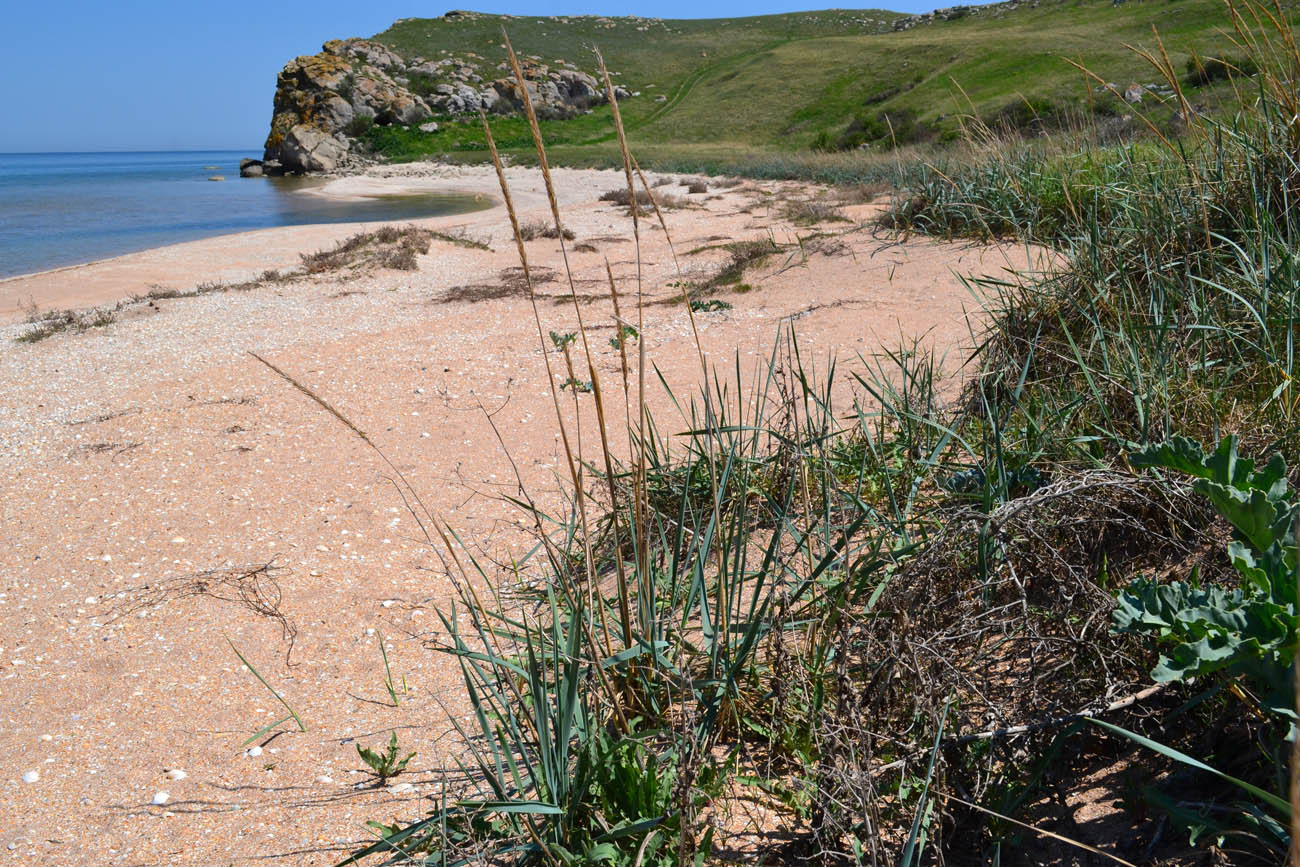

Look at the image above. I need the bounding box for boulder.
[426,82,485,114]
[239,158,265,178]
[410,59,451,76]
[319,94,355,130]
[554,69,601,108]
[276,52,352,99]
[349,72,430,125]
[325,37,406,72]
[277,125,349,173]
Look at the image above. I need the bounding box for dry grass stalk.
[498,35,637,655]
[478,99,630,729]
[623,144,731,667]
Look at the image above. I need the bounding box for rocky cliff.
[258,17,631,174]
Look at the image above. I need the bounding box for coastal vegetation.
[10,0,1298,859]
[291,1,1300,863]
[259,0,1293,174]
[340,0,1281,167]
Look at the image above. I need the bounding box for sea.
[0,150,485,279]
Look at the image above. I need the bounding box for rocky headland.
[253,11,632,175]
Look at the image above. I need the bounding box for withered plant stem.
[604,56,730,674]
[505,32,637,656]
[595,52,652,643]
[479,91,629,732]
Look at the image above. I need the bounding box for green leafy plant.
[357,732,416,784]
[1114,435,1298,710]
[608,324,638,350]
[559,377,592,393]
[687,299,730,313]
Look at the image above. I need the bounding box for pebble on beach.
[152,791,170,805]
[21,771,39,784]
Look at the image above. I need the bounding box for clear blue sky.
[2,1,952,153]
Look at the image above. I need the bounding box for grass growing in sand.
[215,3,1300,862]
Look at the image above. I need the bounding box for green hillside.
[358,0,1267,162]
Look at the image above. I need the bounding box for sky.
[2,0,953,153]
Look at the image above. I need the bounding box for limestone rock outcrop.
[261,30,633,174]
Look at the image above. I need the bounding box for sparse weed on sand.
[518,218,575,241]
[780,198,850,225]
[16,306,117,343]
[300,225,436,273]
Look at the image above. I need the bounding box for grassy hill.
[357,0,1268,164]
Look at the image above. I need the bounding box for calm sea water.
[0,150,484,278]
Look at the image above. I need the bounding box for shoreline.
[0,173,493,289]
[0,162,629,322]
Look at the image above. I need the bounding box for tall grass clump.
[889,0,1300,468]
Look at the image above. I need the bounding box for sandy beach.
[0,162,1043,863]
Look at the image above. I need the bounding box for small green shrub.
[345,114,375,138]
[983,96,1072,136]
[357,732,416,784]
[405,70,442,98]
[837,107,934,150]
[1185,53,1258,86]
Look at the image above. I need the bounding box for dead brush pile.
[795,472,1212,858]
[518,218,576,241]
[600,185,689,213]
[299,224,434,273]
[782,198,850,225]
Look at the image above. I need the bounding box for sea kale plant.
[1115,436,1299,715]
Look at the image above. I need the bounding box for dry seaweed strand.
[108,560,298,656]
